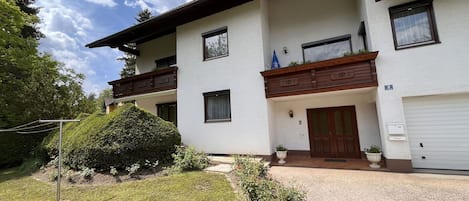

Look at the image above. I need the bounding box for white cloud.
[84,0,118,7]
[35,0,109,95]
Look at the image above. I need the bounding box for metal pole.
[57,121,63,201]
[38,119,79,201]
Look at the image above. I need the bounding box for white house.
[87,0,469,172]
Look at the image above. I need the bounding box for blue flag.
[271,50,281,69]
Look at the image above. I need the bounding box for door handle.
[420,143,424,148]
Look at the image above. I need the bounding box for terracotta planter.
[365,152,382,169]
[276,151,287,164]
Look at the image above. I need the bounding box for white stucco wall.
[135,93,177,116]
[271,88,381,151]
[176,0,273,155]
[136,33,176,74]
[268,0,364,68]
[364,0,469,160]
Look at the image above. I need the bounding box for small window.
[203,90,231,122]
[389,1,439,50]
[202,27,228,60]
[155,55,176,69]
[302,35,352,63]
[157,102,177,126]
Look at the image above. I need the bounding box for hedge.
[42,104,181,170]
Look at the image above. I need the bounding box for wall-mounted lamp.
[288,110,294,118]
[283,46,288,54]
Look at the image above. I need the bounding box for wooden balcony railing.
[260,52,379,98]
[109,67,178,99]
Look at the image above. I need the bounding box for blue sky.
[35,0,191,95]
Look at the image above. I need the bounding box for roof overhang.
[86,0,253,49]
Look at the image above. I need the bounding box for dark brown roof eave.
[86,0,253,48]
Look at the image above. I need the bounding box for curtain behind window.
[206,94,230,120]
[393,7,432,46]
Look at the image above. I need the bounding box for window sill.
[395,40,441,51]
[205,119,231,123]
[203,54,229,62]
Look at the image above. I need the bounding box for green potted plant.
[365,145,382,169]
[275,145,288,164]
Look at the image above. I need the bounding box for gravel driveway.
[270,166,469,201]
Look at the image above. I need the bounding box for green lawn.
[0,168,237,201]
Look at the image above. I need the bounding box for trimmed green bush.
[42,104,181,170]
[171,146,210,172]
[233,156,306,201]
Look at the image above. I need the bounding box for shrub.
[110,166,118,176]
[171,146,210,172]
[0,131,48,168]
[144,160,159,172]
[42,104,181,170]
[126,163,141,178]
[80,167,95,180]
[233,156,306,201]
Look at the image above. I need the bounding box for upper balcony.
[109,67,178,99]
[261,52,378,98]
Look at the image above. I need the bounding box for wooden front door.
[307,106,361,158]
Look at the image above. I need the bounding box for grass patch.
[0,168,236,201]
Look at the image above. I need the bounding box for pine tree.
[119,9,153,78]
[15,0,44,39]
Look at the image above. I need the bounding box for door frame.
[306,105,361,158]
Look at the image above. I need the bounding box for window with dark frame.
[202,27,228,60]
[389,0,439,50]
[302,34,352,63]
[155,55,176,69]
[157,102,177,126]
[203,90,231,122]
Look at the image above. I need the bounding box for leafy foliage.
[126,163,141,178]
[170,146,210,173]
[42,104,181,170]
[0,0,94,167]
[95,88,113,112]
[367,145,381,153]
[276,145,288,151]
[110,166,118,176]
[80,167,95,180]
[233,156,306,201]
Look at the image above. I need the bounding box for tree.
[0,0,95,167]
[95,88,113,112]
[119,9,153,78]
[136,8,152,23]
[15,0,44,39]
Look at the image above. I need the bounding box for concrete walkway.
[270,166,469,201]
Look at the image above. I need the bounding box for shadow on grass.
[0,167,28,183]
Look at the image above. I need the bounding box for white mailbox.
[387,122,406,141]
[387,123,405,134]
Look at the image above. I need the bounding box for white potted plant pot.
[275,145,288,164]
[365,145,382,169]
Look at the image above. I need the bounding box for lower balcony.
[260,52,378,98]
[109,67,178,99]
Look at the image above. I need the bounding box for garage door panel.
[404,94,469,171]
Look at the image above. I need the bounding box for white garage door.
[403,94,469,170]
